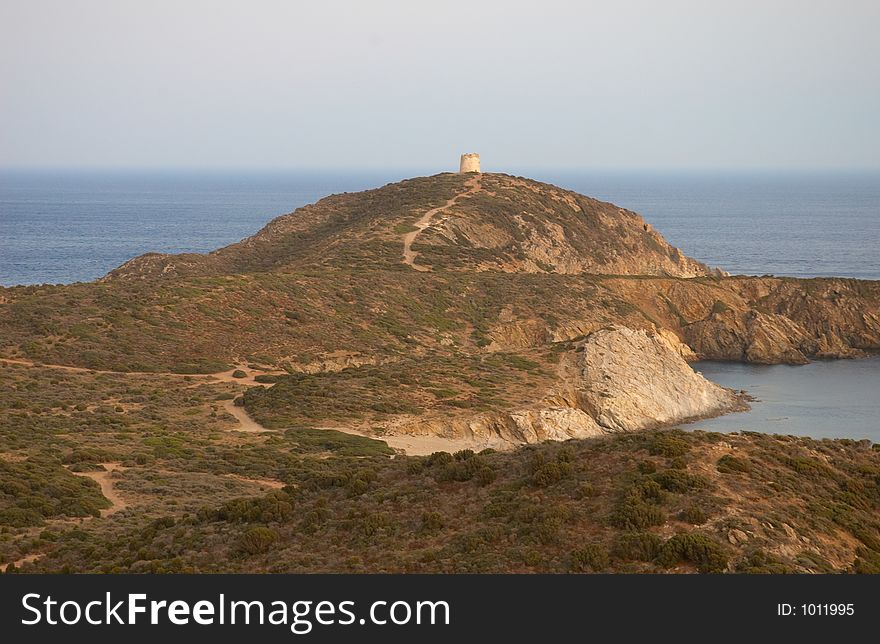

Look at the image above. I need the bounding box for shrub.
[571,543,609,572]
[656,533,728,573]
[717,454,751,474]
[679,506,708,525]
[214,493,294,524]
[651,470,706,493]
[630,478,667,503]
[421,511,444,532]
[612,496,665,530]
[612,532,662,561]
[648,434,690,458]
[637,460,657,474]
[852,547,880,574]
[535,462,573,487]
[237,527,279,555]
[425,452,453,467]
[476,466,497,487]
[232,370,247,379]
[434,457,493,484]
[736,549,797,574]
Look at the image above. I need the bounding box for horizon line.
[2,164,879,176]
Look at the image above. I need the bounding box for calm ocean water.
[688,358,880,442]
[1,169,878,440]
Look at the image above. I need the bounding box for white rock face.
[576,326,741,432]
[391,325,743,449]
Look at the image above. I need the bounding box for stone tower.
[459,153,481,173]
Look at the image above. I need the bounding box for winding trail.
[0,552,42,573]
[402,175,481,271]
[2,463,128,572]
[0,360,480,451]
[71,463,128,517]
[222,399,273,433]
[0,358,278,434]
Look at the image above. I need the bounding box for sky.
[1,0,878,171]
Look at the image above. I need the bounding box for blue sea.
[1,168,878,441]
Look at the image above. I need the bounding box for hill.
[1,173,878,447]
[103,173,715,280]
[1,170,880,573]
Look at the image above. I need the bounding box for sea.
[1,168,878,440]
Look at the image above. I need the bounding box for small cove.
[687,356,880,441]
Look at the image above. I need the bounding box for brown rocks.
[684,309,814,364]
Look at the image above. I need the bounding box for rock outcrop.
[575,327,743,431]
[684,309,815,364]
[393,327,744,448]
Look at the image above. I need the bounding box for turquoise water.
[688,357,880,441]
[1,170,879,286]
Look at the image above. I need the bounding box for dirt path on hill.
[0,358,284,383]
[0,552,43,573]
[71,463,128,517]
[402,175,481,271]
[3,463,131,570]
[222,399,274,433]
[0,358,280,434]
[0,359,479,453]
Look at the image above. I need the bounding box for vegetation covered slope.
[102,173,714,280]
[2,172,880,573]
[11,427,880,574]
[1,173,878,376]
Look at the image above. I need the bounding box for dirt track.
[402,175,481,271]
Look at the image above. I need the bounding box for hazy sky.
[1,0,878,171]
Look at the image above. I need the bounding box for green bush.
[651,470,706,493]
[656,533,728,573]
[612,496,665,530]
[637,460,657,474]
[679,506,708,525]
[476,467,497,487]
[237,527,279,555]
[425,452,453,467]
[717,454,751,474]
[532,462,572,487]
[232,370,247,379]
[647,434,691,458]
[214,492,294,524]
[612,531,662,561]
[421,511,444,533]
[571,543,609,572]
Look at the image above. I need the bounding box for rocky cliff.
[388,327,745,449]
